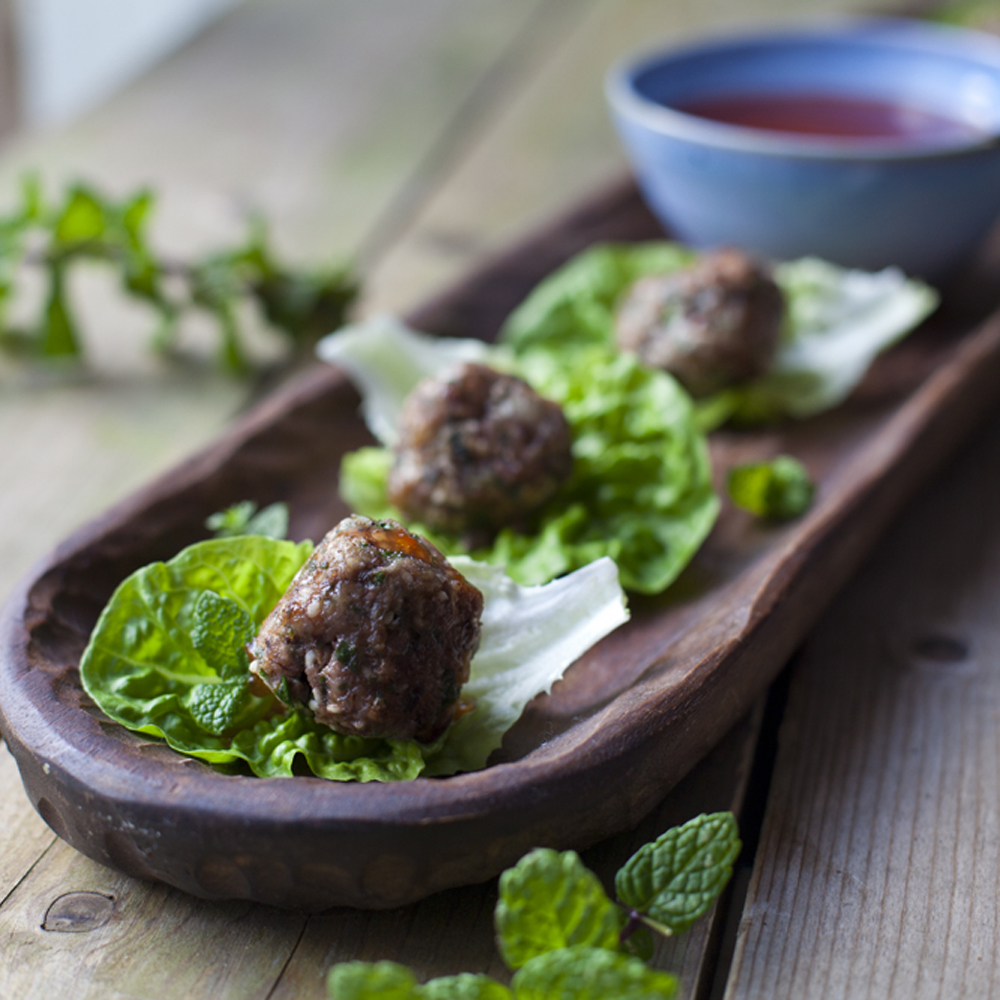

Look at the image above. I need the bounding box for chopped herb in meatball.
[249,516,483,743]
[387,362,573,545]
[615,247,784,397]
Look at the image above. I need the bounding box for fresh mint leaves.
[495,849,623,969]
[420,975,511,1000]
[0,176,357,372]
[511,947,678,1000]
[189,590,255,678]
[727,455,814,521]
[205,500,290,539]
[327,812,738,999]
[329,963,510,1000]
[186,679,250,736]
[616,812,742,936]
[328,961,426,999]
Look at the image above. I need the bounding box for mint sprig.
[615,812,742,936]
[0,176,357,372]
[327,812,740,999]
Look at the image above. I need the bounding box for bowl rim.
[605,15,1000,162]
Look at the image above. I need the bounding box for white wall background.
[16,0,243,127]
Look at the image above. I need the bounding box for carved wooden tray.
[4,178,1000,911]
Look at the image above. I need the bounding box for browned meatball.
[249,516,483,743]
[615,247,784,397]
[387,362,573,545]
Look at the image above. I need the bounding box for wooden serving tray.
[4,178,1000,911]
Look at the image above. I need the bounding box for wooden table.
[5,0,1000,996]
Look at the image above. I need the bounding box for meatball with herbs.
[249,516,483,743]
[615,247,785,397]
[387,362,573,545]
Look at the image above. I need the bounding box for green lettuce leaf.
[323,319,718,595]
[80,539,628,782]
[729,256,939,423]
[498,242,937,427]
[495,848,624,970]
[615,812,741,936]
[510,947,678,1000]
[79,536,313,761]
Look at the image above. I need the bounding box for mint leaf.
[245,501,290,539]
[495,848,623,970]
[421,974,512,999]
[510,946,678,1000]
[615,812,740,935]
[190,590,254,678]
[206,500,290,539]
[327,961,420,999]
[326,964,510,1000]
[54,186,106,244]
[40,265,80,358]
[727,455,814,520]
[186,680,249,735]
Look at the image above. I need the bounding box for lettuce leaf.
[80,537,628,781]
[322,319,718,595]
[499,242,938,427]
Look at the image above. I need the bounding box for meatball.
[614,247,785,397]
[387,362,573,545]
[249,516,483,743]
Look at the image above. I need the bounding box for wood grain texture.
[0,741,55,903]
[0,839,305,1000]
[6,180,1000,911]
[723,406,1000,999]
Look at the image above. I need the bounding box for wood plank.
[723,406,1000,999]
[0,839,306,1000]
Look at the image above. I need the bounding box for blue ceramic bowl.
[606,18,1000,278]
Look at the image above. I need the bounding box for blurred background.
[3,0,906,608]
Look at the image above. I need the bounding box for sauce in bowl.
[674,93,987,145]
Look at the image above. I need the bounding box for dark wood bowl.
[3,178,1000,911]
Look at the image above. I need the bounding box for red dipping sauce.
[674,92,986,145]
